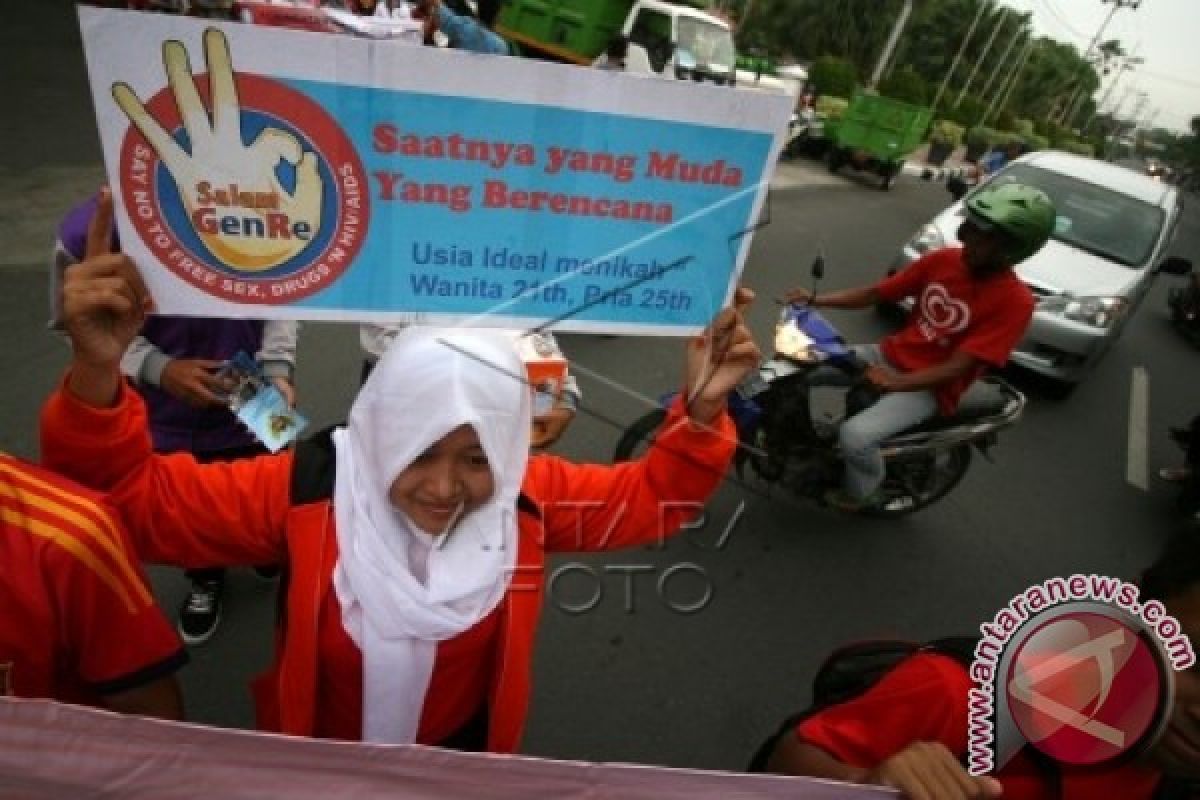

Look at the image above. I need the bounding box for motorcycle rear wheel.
[864,444,972,518]
[613,409,669,462]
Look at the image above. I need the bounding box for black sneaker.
[178,579,223,645]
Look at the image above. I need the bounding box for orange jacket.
[40,380,735,751]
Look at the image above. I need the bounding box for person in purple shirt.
[52,193,298,646]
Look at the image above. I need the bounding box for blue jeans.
[809,345,938,499]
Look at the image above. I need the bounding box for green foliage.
[1014,119,1035,137]
[809,56,858,99]
[1060,140,1095,157]
[816,95,850,119]
[1023,133,1050,152]
[732,0,1105,136]
[941,94,988,129]
[966,125,995,149]
[994,131,1023,148]
[994,110,1017,133]
[930,119,965,147]
[879,66,930,106]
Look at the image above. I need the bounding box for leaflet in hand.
[216,352,308,453]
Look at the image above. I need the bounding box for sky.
[999,0,1200,132]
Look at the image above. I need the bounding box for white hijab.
[331,328,531,743]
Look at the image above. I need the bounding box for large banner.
[80,9,792,334]
[0,698,895,798]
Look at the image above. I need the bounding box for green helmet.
[965,182,1056,264]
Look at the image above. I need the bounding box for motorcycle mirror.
[1159,256,1193,276]
[811,254,825,281]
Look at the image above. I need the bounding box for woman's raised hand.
[63,188,154,406]
[684,287,760,425]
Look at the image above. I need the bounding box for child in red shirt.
[0,454,185,718]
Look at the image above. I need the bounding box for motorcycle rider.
[785,182,1055,512]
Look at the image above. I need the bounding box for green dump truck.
[825,91,933,190]
[495,0,737,86]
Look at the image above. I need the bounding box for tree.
[880,66,930,105]
[808,56,859,98]
[734,0,1104,135]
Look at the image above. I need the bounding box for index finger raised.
[85,187,116,259]
[733,286,755,314]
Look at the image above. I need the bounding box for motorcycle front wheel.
[865,444,972,518]
[613,409,668,462]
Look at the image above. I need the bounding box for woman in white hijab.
[45,197,760,751]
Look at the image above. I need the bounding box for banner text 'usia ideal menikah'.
[80,8,792,334]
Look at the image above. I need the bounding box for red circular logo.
[1006,612,1167,766]
[117,72,369,304]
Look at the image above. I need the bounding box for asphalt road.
[3,1,1199,775]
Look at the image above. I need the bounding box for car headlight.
[1037,295,1129,328]
[907,224,945,255]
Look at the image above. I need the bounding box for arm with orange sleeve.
[524,396,736,553]
[40,377,292,568]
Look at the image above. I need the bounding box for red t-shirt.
[314,582,503,744]
[796,653,1164,800]
[0,455,185,704]
[877,248,1034,414]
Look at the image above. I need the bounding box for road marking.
[1127,367,1149,491]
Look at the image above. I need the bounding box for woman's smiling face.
[387,424,495,535]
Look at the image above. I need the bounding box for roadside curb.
[901,163,971,182]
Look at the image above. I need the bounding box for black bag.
[746,636,977,773]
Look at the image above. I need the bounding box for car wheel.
[827,148,844,174]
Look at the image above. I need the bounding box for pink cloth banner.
[0,698,894,798]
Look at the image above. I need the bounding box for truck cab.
[496,0,736,85]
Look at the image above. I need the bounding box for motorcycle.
[1167,269,1200,348]
[782,107,824,160]
[614,292,1026,518]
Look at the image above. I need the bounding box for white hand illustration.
[113,28,323,272]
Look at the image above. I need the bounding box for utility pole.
[869,0,914,89]
[1059,0,1144,127]
[955,7,1010,107]
[1097,55,1137,110]
[983,36,1035,126]
[933,0,988,112]
[1111,84,1139,119]
[1130,92,1151,123]
[1085,52,1143,132]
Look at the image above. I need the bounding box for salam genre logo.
[114,27,369,303]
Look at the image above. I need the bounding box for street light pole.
[933,0,988,112]
[983,36,1035,126]
[955,7,1010,108]
[868,0,914,89]
[978,20,1024,99]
